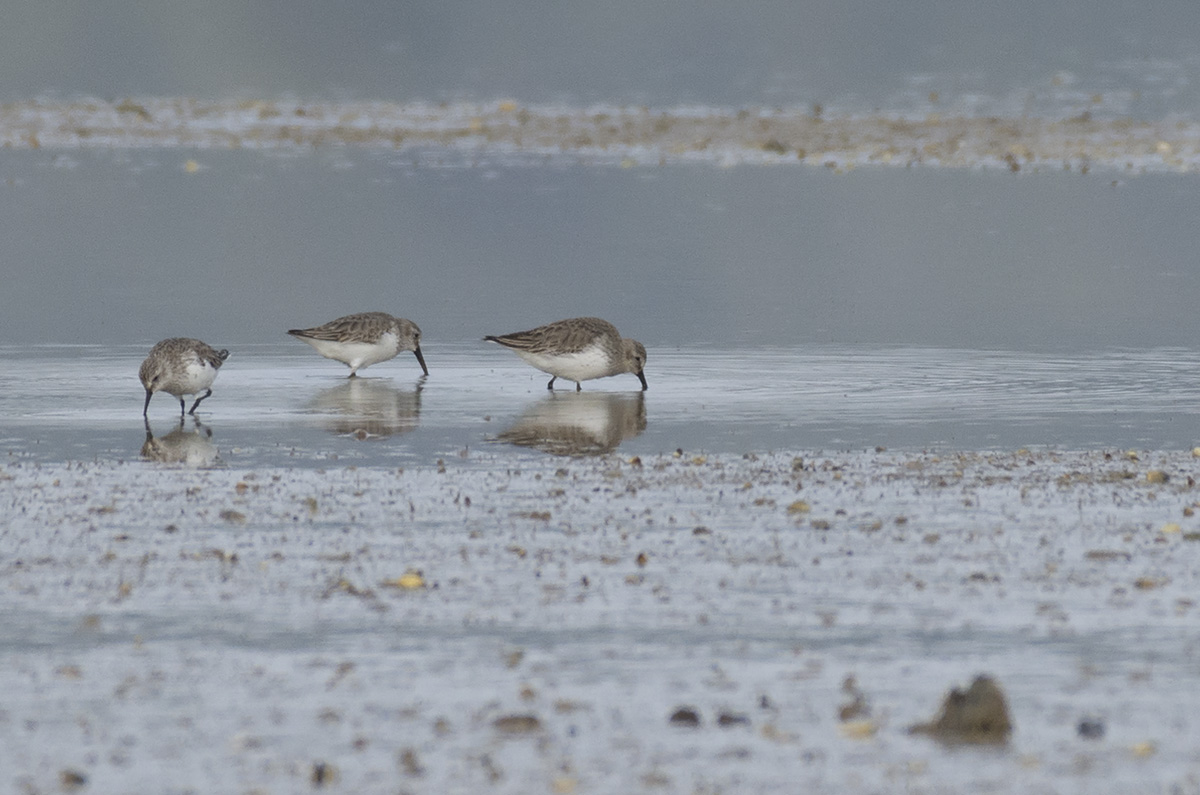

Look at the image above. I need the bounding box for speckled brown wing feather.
[147,338,229,369]
[485,317,618,354]
[289,312,393,343]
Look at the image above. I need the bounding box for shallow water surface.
[3,344,1199,465]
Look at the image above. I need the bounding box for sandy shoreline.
[3,447,1198,792]
[3,98,1200,173]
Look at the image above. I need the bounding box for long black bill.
[413,345,429,376]
[143,388,153,417]
[636,370,648,391]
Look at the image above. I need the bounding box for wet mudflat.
[3,447,1199,793]
[7,98,1200,174]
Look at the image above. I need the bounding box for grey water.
[4,152,1200,463]
[3,342,1200,466]
[6,152,1200,352]
[5,1,1200,116]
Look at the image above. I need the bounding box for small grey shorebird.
[139,338,230,417]
[485,317,648,391]
[288,312,428,377]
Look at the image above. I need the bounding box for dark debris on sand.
[909,675,1013,745]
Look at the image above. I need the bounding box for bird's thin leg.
[178,397,187,417]
[575,381,582,392]
[188,389,213,415]
[547,376,557,390]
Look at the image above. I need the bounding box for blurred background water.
[4,154,1200,351]
[5,1,1200,115]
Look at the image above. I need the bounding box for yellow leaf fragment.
[383,570,426,590]
[839,719,878,739]
[551,776,577,794]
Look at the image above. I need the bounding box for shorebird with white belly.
[288,312,428,377]
[485,317,647,391]
[139,337,230,417]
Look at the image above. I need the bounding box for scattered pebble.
[399,747,424,777]
[716,711,750,727]
[493,714,541,734]
[839,676,870,721]
[310,761,336,786]
[669,707,701,727]
[59,770,88,791]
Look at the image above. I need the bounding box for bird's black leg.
[547,376,557,390]
[178,397,187,417]
[188,389,213,415]
[575,381,582,392]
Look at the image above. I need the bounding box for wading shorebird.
[139,338,230,417]
[485,317,647,391]
[288,312,428,377]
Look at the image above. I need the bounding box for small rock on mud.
[669,707,702,727]
[908,675,1012,744]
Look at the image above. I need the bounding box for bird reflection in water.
[306,377,423,439]
[495,391,646,456]
[141,416,221,466]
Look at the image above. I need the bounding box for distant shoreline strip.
[1,98,1198,174]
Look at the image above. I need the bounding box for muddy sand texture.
[3,448,1198,792]
[3,98,1200,173]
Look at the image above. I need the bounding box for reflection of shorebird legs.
[495,391,647,456]
[141,415,217,465]
[305,376,424,438]
[145,414,180,442]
